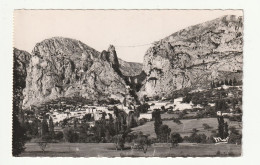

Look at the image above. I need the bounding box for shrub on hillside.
[196,108,216,119]
[132,132,152,153]
[138,118,148,126]
[208,131,219,143]
[169,133,183,148]
[113,134,125,150]
[173,118,182,125]
[136,103,150,113]
[63,127,79,143]
[54,131,64,141]
[178,111,186,119]
[228,127,242,144]
[182,94,192,103]
[183,132,207,143]
[228,115,242,122]
[202,123,212,130]
[158,125,171,142]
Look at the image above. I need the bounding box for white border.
[1,0,260,164]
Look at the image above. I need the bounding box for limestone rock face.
[22,37,132,108]
[13,48,31,114]
[140,15,243,97]
[13,48,31,89]
[118,59,143,76]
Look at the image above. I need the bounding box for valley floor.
[132,118,242,138]
[20,142,241,157]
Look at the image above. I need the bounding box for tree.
[143,95,149,102]
[31,118,39,137]
[108,113,114,122]
[173,117,182,125]
[37,141,48,153]
[152,109,162,139]
[211,81,215,89]
[12,114,27,156]
[127,111,137,128]
[63,127,79,143]
[217,116,229,139]
[136,103,150,113]
[82,113,93,122]
[78,123,90,142]
[49,117,54,137]
[94,120,106,141]
[224,122,229,138]
[192,128,199,134]
[215,81,220,87]
[170,133,183,148]
[231,98,237,109]
[108,98,121,105]
[215,99,228,112]
[54,131,64,141]
[228,127,242,144]
[184,130,207,143]
[41,118,49,137]
[132,132,152,153]
[183,94,192,103]
[229,79,233,86]
[33,118,52,152]
[113,134,125,150]
[202,123,212,130]
[159,125,171,142]
[73,118,78,129]
[217,116,225,139]
[101,112,107,120]
[113,106,120,118]
[224,79,228,85]
[105,130,111,142]
[61,118,69,127]
[233,77,237,86]
[154,95,160,101]
[178,111,186,119]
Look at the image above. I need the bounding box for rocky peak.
[108,44,115,52]
[22,38,133,108]
[139,15,243,98]
[106,45,120,71]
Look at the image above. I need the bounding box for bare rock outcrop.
[13,48,31,115]
[118,59,143,76]
[139,15,243,98]
[22,37,133,108]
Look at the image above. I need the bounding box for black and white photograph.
[11,9,244,157]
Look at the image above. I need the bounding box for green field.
[20,118,242,157]
[132,118,242,137]
[20,142,241,157]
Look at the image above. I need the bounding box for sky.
[14,10,242,63]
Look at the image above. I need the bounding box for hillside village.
[12,14,243,157]
[23,82,242,136]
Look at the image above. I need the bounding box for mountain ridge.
[13,15,243,108]
[139,15,243,98]
[20,37,142,108]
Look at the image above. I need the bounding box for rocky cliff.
[140,15,243,98]
[22,37,137,108]
[13,48,31,114]
[17,15,244,107]
[118,59,142,76]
